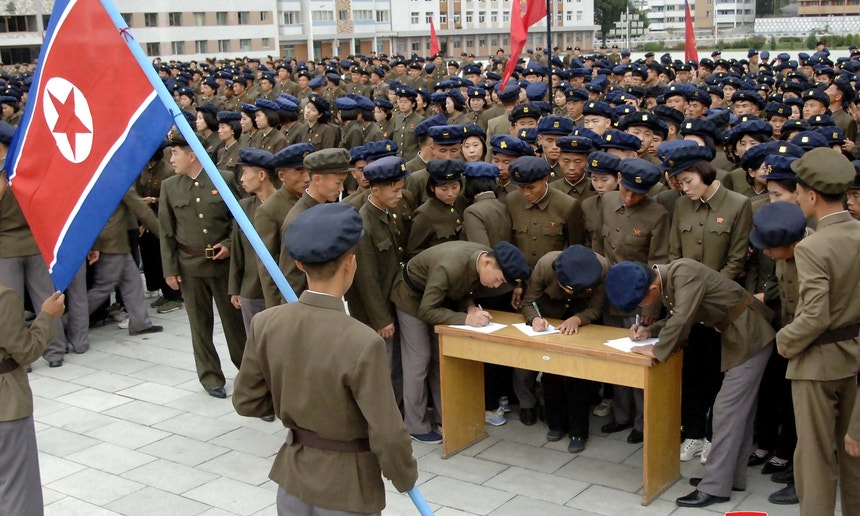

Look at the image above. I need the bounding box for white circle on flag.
[42,77,94,163]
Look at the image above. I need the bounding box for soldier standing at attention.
[774,148,860,516]
[392,86,424,162]
[159,130,246,399]
[233,203,419,515]
[0,287,64,515]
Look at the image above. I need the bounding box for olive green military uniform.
[255,187,302,308]
[302,122,339,151]
[340,121,365,152]
[228,196,265,332]
[549,175,596,205]
[580,194,603,250]
[462,191,512,247]
[406,196,468,258]
[776,211,860,516]
[282,122,306,146]
[276,192,320,297]
[158,169,246,391]
[216,141,241,180]
[379,119,395,140]
[363,121,384,143]
[250,128,288,154]
[202,131,223,163]
[393,111,424,162]
[506,188,585,268]
[405,155,428,174]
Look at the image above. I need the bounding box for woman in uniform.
[375,98,395,140]
[216,111,242,182]
[446,90,470,126]
[302,93,338,151]
[196,104,223,162]
[251,99,289,153]
[461,124,487,163]
[406,160,468,259]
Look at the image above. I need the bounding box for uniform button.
[450,208,455,213]
[199,214,204,219]
[456,219,461,224]
[699,222,704,226]
[788,298,794,302]
[533,221,538,225]
[203,229,208,234]
[611,245,616,249]
[697,240,702,244]
[531,236,537,241]
[616,228,620,232]
[196,198,201,203]
[398,247,403,252]
[194,182,200,187]
[392,213,397,219]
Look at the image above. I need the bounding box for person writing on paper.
[390,241,531,444]
[521,245,609,454]
[605,259,775,509]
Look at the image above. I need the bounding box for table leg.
[641,352,683,505]
[440,340,487,459]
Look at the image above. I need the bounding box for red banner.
[500,0,548,89]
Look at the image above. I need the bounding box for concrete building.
[643,0,754,34]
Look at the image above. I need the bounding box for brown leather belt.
[401,262,423,292]
[288,427,370,453]
[0,357,20,374]
[178,243,216,259]
[811,323,860,346]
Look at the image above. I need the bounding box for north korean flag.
[6,0,173,291]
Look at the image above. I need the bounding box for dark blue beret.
[307,94,331,114]
[509,103,541,122]
[275,97,298,112]
[807,114,835,127]
[764,101,791,118]
[564,87,589,101]
[740,141,776,171]
[790,131,829,151]
[517,127,538,144]
[261,72,275,84]
[464,162,500,179]
[661,145,716,176]
[334,97,357,110]
[428,125,465,145]
[761,154,800,181]
[430,91,448,104]
[364,140,399,162]
[495,81,521,102]
[490,134,534,157]
[414,114,448,138]
[397,86,418,98]
[510,156,551,184]
[463,123,486,140]
[570,67,592,78]
[817,125,845,146]
[732,90,765,108]
[0,120,15,145]
[679,117,719,140]
[606,262,652,313]
[349,145,368,164]
[493,241,531,286]
[537,116,573,136]
[272,143,315,169]
[582,100,614,119]
[308,76,326,89]
[748,49,759,58]
[555,245,602,292]
[240,102,259,113]
[196,103,218,116]
[526,82,548,101]
[427,159,465,183]
[467,86,487,98]
[255,98,279,111]
[203,78,218,90]
[238,148,275,170]
[447,89,466,105]
[749,201,807,250]
[618,111,662,132]
[570,126,602,142]
[585,151,621,175]
[363,155,407,184]
[325,72,341,84]
[217,111,241,123]
[346,94,374,111]
[802,88,829,107]
[780,119,808,137]
[285,203,365,264]
[656,139,698,162]
[619,158,661,193]
[556,136,593,154]
[601,130,641,151]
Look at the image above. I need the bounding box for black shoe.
[546,429,565,442]
[748,450,772,467]
[626,429,644,444]
[768,483,798,505]
[567,436,586,453]
[689,477,744,492]
[130,325,163,336]
[519,407,537,426]
[601,421,632,433]
[208,386,227,399]
[260,414,275,422]
[771,466,794,484]
[761,459,791,475]
[26,366,32,373]
[675,490,730,508]
[49,360,63,368]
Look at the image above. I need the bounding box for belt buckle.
[285,428,294,445]
[205,245,215,259]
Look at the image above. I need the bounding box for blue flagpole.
[408,488,434,515]
[100,0,298,304]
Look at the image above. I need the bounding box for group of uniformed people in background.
[2,41,860,515]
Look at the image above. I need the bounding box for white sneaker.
[592,398,613,417]
[680,438,706,462]
[485,408,506,426]
[117,318,129,330]
[700,439,712,464]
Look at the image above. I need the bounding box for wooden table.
[436,310,682,506]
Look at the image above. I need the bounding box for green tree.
[806,30,818,50]
[595,0,638,44]
[769,36,777,51]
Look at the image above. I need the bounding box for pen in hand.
[632,314,641,341]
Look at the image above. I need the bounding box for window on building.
[440,13,447,23]
[453,13,461,23]
[216,12,227,25]
[453,39,461,49]
[238,12,250,24]
[262,38,270,48]
[411,12,419,24]
[557,12,563,22]
[466,38,474,48]
[171,41,184,54]
[577,10,583,20]
[503,12,510,22]
[491,13,498,22]
[412,42,421,51]
[240,39,251,51]
[195,40,208,53]
[144,13,158,27]
[121,13,132,25]
[502,36,510,45]
[427,41,431,49]
[218,39,230,52]
[312,11,334,22]
[425,12,433,23]
[168,12,181,26]
[397,41,406,52]
[260,11,269,21]
[282,44,295,57]
[479,13,485,22]
[193,12,205,25]
[146,42,160,56]
[466,11,473,23]
[479,37,486,47]
[354,10,373,21]
[491,35,498,46]
[376,10,390,22]
[283,11,299,24]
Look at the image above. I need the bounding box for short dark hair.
[340,108,358,121]
[768,177,797,192]
[199,110,218,132]
[221,120,241,141]
[299,246,356,280]
[797,178,845,202]
[685,160,717,185]
[463,176,499,201]
[260,109,280,129]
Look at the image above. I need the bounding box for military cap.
[303,147,351,174]
[0,120,15,145]
[464,162,500,178]
[467,86,487,99]
[555,136,593,155]
[238,148,275,171]
[275,97,298,112]
[177,86,195,99]
[655,140,698,162]
[167,128,206,148]
[554,245,603,292]
[817,125,845,147]
[585,151,621,175]
[585,81,606,94]
[661,145,716,176]
[749,202,807,250]
[463,123,486,140]
[517,127,538,144]
[807,114,835,127]
[801,88,829,107]
[791,148,855,195]
[195,103,217,117]
[564,87,588,102]
[363,155,407,184]
[490,134,534,157]
[688,89,713,107]
[760,51,770,60]
[334,97,357,111]
[485,71,501,81]
[740,141,778,171]
[496,81,521,102]
[617,111,659,133]
[509,156,551,184]
[651,105,684,127]
[349,145,368,165]
[600,130,641,152]
[492,241,531,286]
[779,119,808,139]
[619,158,661,194]
[536,116,573,136]
[203,77,218,90]
[306,93,331,114]
[723,119,773,146]
[525,82,548,101]
[507,103,540,123]
[582,100,614,120]
[272,143,314,169]
[851,160,860,189]
[570,67,592,78]
[764,101,791,118]
[0,95,18,107]
[605,262,652,313]
[284,203,364,264]
[761,154,800,181]
[364,140,399,162]
[260,72,276,84]
[832,78,854,100]
[790,131,829,151]
[413,114,448,139]
[428,125,465,145]
[427,159,465,183]
[346,94,374,112]
[430,91,448,104]
[397,86,418,98]
[308,76,326,89]
[748,49,759,58]
[255,98,279,112]
[217,111,241,123]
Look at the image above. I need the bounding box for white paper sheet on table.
[512,322,560,337]
[448,322,507,334]
[604,337,659,352]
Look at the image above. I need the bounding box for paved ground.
[29,301,812,516]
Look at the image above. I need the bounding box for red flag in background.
[430,18,440,56]
[500,0,548,89]
[685,0,699,63]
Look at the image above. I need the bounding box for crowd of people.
[2,41,860,515]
